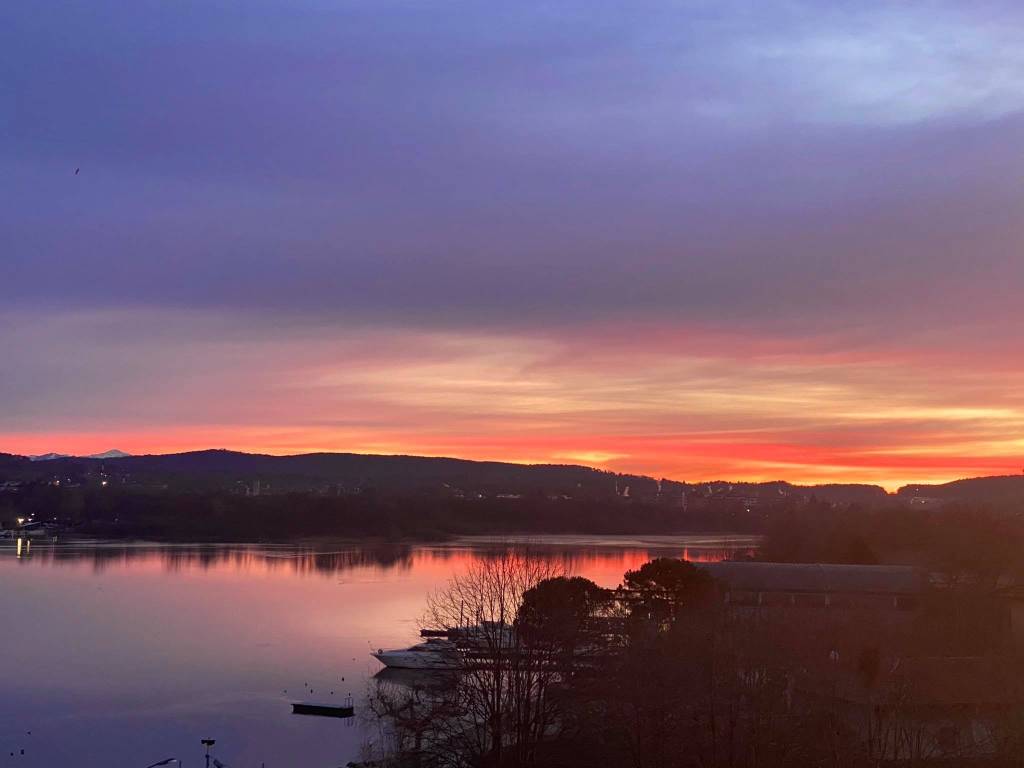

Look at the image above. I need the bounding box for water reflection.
[0,534,757,767]
[0,534,758,582]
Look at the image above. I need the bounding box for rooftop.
[701,562,926,596]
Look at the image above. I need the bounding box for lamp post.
[200,739,216,768]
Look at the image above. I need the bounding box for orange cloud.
[2,311,1022,490]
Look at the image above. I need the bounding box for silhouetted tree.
[622,557,717,626]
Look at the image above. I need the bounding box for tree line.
[0,484,768,539]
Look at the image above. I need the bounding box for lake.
[0,534,757,767]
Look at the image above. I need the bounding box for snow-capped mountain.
[87,449,132,460]
[29,452,71,462]
[28,449,132,462]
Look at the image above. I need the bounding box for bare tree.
[370,548,571,767]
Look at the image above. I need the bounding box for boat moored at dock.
[372,638,459,670]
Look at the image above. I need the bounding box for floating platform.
[292,702,354,719]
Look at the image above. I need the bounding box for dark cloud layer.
[5,0,1023,330]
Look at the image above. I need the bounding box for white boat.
[372,639,459,670]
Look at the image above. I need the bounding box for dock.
[291,702,354,719]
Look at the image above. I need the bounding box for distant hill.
[11,449,1023,508]
[795,483,891,505]
[9,448,1024,540]
[3,447,889,503]
[897,475,1024,503]
[30,449,638,496]
[0,453,33,471]
[693,480,888,506]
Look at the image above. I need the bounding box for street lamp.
[200,739,216,768]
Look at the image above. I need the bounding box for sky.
[2,0,1023,489]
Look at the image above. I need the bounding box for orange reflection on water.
[2,535,757,587]
[0,533,758,767]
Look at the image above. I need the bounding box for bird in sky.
[74,168,80,175]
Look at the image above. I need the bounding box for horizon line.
[7,445,1020,493]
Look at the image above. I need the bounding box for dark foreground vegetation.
[364,551,1024,768]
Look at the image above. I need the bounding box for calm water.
[0,534,757,767]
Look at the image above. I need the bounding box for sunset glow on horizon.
[3,315,1022,491]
